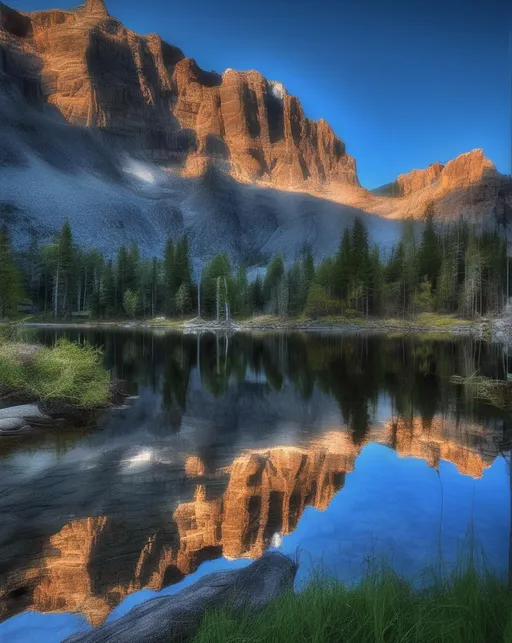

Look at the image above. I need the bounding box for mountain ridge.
[0,0,510,265]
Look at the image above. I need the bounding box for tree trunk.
[53,266,60,318]
[216,276,220,322]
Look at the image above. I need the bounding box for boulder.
[64,551,297,643]
[0,417,30,433]
[0,404,44,420]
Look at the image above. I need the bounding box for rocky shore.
[64,552,296,643]
[20,316,485,338]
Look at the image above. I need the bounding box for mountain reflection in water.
[0,330,510,631]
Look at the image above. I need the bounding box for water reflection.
[0,330,510,631]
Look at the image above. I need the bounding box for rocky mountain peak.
[440,148,497,190]
[83,0,108,15]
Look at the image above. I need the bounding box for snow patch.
[268,80,286,101]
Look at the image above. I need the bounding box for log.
[65,552,297,643]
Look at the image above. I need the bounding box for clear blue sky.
[11,0,512,188]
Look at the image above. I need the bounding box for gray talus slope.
[0,80,402,267]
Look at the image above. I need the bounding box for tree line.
[0,203,508,320]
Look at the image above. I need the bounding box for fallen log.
[65,552,297,643]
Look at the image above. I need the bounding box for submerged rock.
[65,552,297,643]
[0,418,31,433]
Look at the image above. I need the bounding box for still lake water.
[0,329,511,642]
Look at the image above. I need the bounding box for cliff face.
[347,148,510,221]
[0,0,358,190]
[374,151,498,199]
[0,0,509,262]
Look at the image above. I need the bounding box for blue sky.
[12,0,512,188]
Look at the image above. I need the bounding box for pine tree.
[202,253,232,318]
[263,254,285,314]
[101,260,117,318]
[234,265,249,318]
[123,289,139,319]
[401,218,417,315]
[0,226,23,318]
[175,236,192,289]
[55,220,75,317]
[369,245,383,315]
[163,238,175,315]
[250,275,264,314]
[417,202,440,289]
[350,217,371,314]
[175,283,191,318]
[335,228,352,301]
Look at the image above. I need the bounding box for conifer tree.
[417,202,440,289]
[0,226,23,318]
[263,254,285,313]
[163,238,175,315]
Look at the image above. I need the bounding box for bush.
[0,346,26,394]
[0,338,111,408]
[305,283,343,318]
[29,339,111,408]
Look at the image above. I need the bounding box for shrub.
[28,339,111,408]
[0,338,111,408]
[305,283,343,318]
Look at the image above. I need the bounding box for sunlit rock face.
[0,420,502,626]
[384,416,496,479]
[0,0,357,190]
[365,149,510,222]
[1,0,509,264]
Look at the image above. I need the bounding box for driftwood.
[65,552,297,643]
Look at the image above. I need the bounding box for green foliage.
[194,564,512,643]
[263,254,285,313]
[201,253,233,318]
[175,282,191,317]
[0,344,26,392]
[123,289,139,319]
[0,339,110,408]
[414,278,435,313]
[417,202,441,288]
[0,226,23,318]
[305,283,343,318]
[4,214,509,322]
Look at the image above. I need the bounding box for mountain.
[0,0,510,266]
[366,149,510,221]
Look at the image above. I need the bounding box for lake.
[0,329,510,643]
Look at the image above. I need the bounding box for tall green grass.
[0,338,110,408]
[193,564,512,643]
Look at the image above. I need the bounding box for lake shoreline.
[17,316,490,338]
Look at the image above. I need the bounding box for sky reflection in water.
[0,330,510,643]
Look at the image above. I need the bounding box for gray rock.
[0,404,43,421]
[0,418,29,432]
[64,552,297,643]
[123,396,140,403]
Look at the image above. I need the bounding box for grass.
[451,373,512,410]
[145,317,186,328]
[193,564,512,643]
[415,313,472,328]
[0,338,111,408]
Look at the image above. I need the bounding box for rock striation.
[0,0,357,190]
[0,0,510,262]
